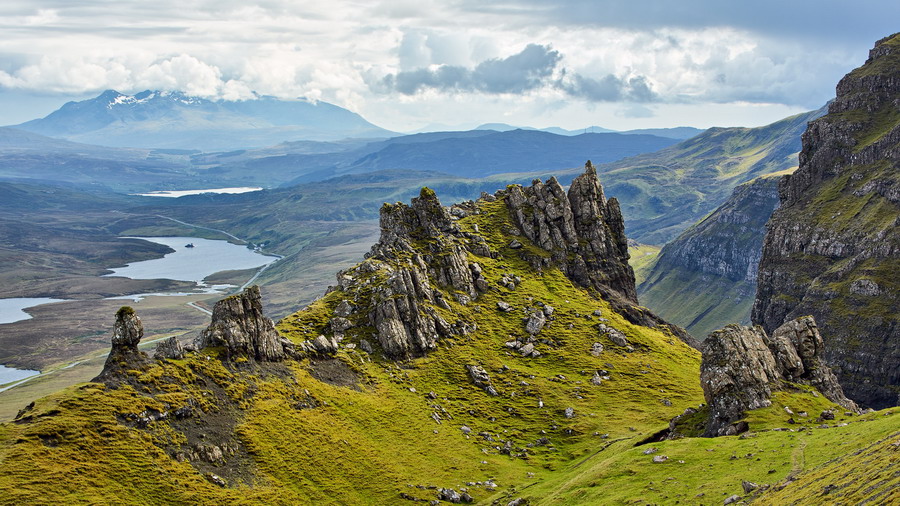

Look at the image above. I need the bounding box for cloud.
[376,43,661,103]
[616,104,656,118]
[379,43,562,95]
[0,0,891,130]
[559,73,658,102]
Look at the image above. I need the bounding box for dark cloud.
[461,0,900,44]
[379,43,659,103]
[380,43,561,94]
[559,74,657,102]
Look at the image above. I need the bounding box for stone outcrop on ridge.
[197,285,292,361]
[94,306,148,382]
[701,316,857,436]
[505,161,637,303]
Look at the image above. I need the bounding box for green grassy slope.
[1,186,896,504]
[597,108,823,244]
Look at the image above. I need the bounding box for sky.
[0,1,897,132]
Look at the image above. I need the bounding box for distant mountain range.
[271,129,682,184]
[11,90,395,150]
[474,123,704,139]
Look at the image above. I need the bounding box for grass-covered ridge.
[0,185,897,504]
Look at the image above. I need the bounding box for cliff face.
[639,176,781,339]
[753,34,900,409]
[700,316,857,436]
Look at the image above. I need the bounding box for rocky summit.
[324,162,694,360]
[506,162,636,303]
[753,33,900,409]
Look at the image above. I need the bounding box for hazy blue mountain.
[474,123,703,139]
[620,126,705,139]
[270,129,680,184]
[12,90,395,150]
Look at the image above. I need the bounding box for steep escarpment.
[753,33,900,409]
[639,175,782,339]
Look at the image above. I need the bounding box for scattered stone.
[329,317,353,334]
[598,323,629,347]
[564,407,575,418]
[460,426,472,435]
[742,480,758,493]
[508,239,523,249]
[437,488,473,503]
[723,495,741,505]
[820,409,835,421]
[497,301,513,312]
[652,455,668,463]
[525,311,546,335]
[334,299,354,317]
[359,339,374,354]
[590,342,604,357]
[643,447,658,455]
[466,365,499,396]
[206,473,227,487]
[312,335,339,354]
[590,371,603,385]
[592,309,602,316]
[507,499,526,506]
[518,343,535,357]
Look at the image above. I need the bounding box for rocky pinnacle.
[197,285,289,361]
[94,306,147,382]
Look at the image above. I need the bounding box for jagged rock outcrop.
[701,316,857,436]
[504,162,698,348]
[197,285,291,361]
[327,187,487,359]
[154,336,185,360]
[94,306,148,381]
[506,161,637,303]
[638,176,781,339]
[327,163,697,359]
[752,34,900,408]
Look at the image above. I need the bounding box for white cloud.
[0,0,892,129]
